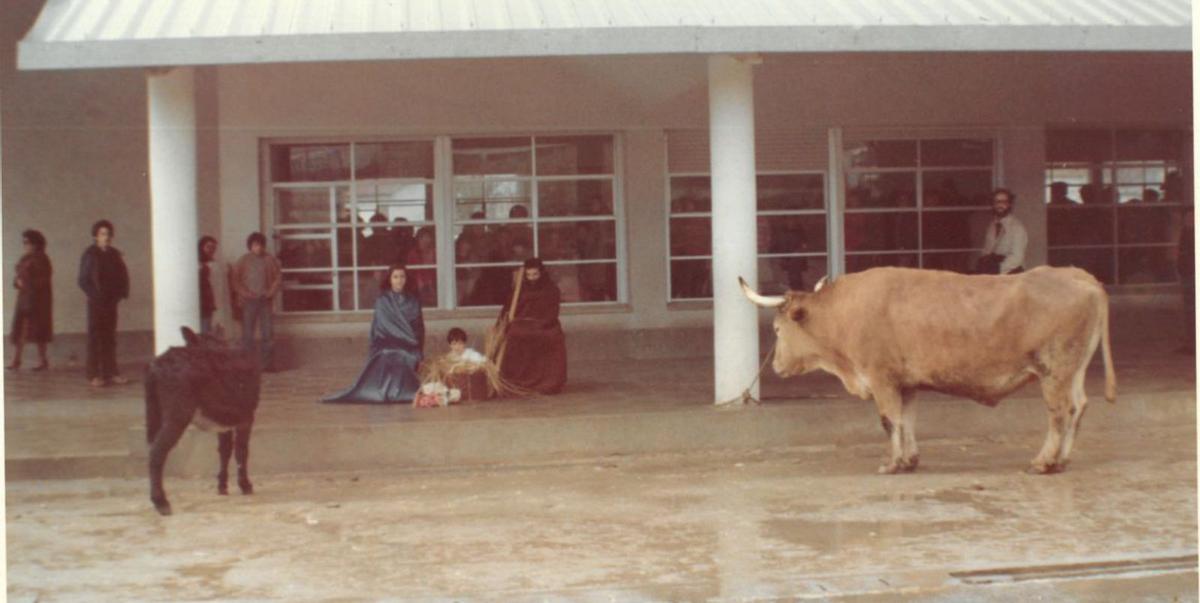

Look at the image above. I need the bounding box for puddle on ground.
[863,488,1011,519]
[763,488,1011,553]
[763,518,959,554]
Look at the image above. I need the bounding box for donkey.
[145,327,262,515]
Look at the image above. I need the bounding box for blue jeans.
[241,297,274,369]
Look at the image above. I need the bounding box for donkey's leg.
[148,419,189,516]
[217,431,233,495]
[234,422,254,495]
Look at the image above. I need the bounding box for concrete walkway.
[4,335,1195,479]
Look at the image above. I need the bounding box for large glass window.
[270,141,437,312]
[452,135,619,306]
[843,137,995,274]
[269,135,622,314]
[270,139,439,312]
[1045,128,1190,285]
[666,172,828,299]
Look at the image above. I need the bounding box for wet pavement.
[6,421,1197,601]
[4,337,1194,467]
[4,318,1197,599]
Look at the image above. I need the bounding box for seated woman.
[322,264,424,404]
[492,258,567,395]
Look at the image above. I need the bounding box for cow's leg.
[899,390,919,472]
[1056,367,1091,469]
[1031,376,1072,474]
[874,388,907,474]
[217,431,233,495]
[148,418,189,516]
[234,422,254,495]
[1059,326,1103,468]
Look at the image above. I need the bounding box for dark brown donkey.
[145,327,261,515]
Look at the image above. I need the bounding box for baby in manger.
[414,328,495,407]
[446,327,486,366]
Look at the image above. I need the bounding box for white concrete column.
[708,54,761,404]
[148,67,200,353]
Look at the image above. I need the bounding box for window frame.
[448,134,625,307]
[264,133,627,316]
[842,135,997,274]
[663,168,830,302]
[1044,127,1191,286]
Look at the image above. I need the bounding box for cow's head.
[739,277,825,378]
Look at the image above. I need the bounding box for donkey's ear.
[181,326,200,347]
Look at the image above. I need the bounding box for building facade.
[3,0,1191,401]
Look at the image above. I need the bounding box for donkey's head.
[180,326,231,350]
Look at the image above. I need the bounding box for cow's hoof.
[1026,462,1062,475]
[877,463,902,475]
[239,481,254,495]
[153,500,172,516]
[900,456,920,472]
[217,484,229,496]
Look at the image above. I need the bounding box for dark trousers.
[241,297,274,369]
[86,299,119,380]
[1183,282,1195,347]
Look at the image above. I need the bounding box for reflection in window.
[1045,128,1190,285]
[665,156,828,299]
[452,135,620,306]
[270,135,624,312]
[844,137,995,274]
[270,141,436,312]
[270,144,351,182]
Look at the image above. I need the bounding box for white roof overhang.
[18,0,1193,71]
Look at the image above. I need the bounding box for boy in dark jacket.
[77,219,130,386]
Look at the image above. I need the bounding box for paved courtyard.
[4,317,1197,600]
[5,423,1197,601]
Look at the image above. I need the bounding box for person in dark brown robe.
[9,229,53,370]
[495,258,567,395]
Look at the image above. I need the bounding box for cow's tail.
[1100,294,1116,403]
[145,368,162,444]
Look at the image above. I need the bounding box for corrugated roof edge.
[18,24,1192,71]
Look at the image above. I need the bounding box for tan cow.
[741,266,1115,475]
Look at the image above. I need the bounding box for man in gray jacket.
[231,232,282,371]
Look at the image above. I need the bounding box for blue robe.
[322,290,424,404]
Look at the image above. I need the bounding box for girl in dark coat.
[322,264,425,403]
[9,229,53,370]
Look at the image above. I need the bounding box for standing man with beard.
[977,188,1028,275]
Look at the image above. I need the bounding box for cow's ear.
[181,326,200,347]
[784,292,808,323]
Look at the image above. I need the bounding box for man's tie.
[994,221,1003,239]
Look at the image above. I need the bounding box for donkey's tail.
[145,368,162,444]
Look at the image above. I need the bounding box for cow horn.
[738,276,785,308]
[814,276,829,292]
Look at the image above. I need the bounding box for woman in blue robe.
[322,264,424,404]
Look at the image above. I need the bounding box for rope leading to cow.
[719,339,778,408]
